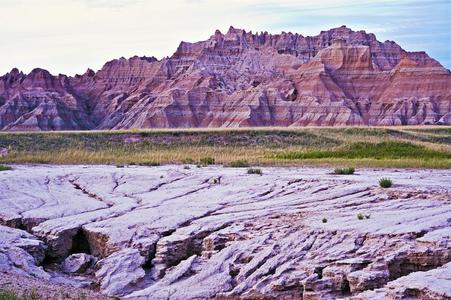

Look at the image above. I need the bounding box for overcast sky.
[1,0,450,75]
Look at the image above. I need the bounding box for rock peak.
[0,25,449,130]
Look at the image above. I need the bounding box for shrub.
[139,161,160,167]
[29,289,40,300]
[199,157,215,166]
[0,165,12,171]
[247,168,262,175]
[183,165,191,170]
[228,160,249,168]
[116,165,124,168]
[182,158,195,164]
[322,218,328,223]
[379,178,393,188]
[334,167,355,175]
[0,289,19,300]
[356,213,371,220]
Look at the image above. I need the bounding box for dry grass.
[0,126,450,168]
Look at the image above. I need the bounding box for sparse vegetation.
[247,168,262,175]
[0,289,41,300]
[139,161,160,167]
[0,289,19,300]
[0,164,12,171]
[228,159,250,167]
[0,127,449,168]
[199,157,215,166]
[379,177,393,188]
[357,213,371,220]
[334,167,355,174]
[182,158,196,164]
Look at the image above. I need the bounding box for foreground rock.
[62,253,96,274]
[1,25,450,130]
[0,165,450,299]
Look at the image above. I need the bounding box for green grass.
[228,159,250,167]
[275,141,451,160]
[0,289,40,300]
[0,289,19,300]
[199,157,215,166]
[139,161,161,167]
[0,164,12,171]
[0,127,450,168]
[334,167,355,175]
[379,178,393,188]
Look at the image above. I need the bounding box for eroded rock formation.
[1,26,450,130]
[0,165,450,299]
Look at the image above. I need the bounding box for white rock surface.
[62,253,96,274]
[0,225,49,279]
[95,248,146,296]
[0,165,450,299]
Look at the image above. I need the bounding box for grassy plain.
[0,126,450,168]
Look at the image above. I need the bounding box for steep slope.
[0,25,449,130]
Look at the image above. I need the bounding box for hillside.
[0,26,450,130]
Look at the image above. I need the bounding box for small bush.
[334,167,355,175]
[357,213,365,220]
[116,165,124,168]
[182,158,195,164]
[322,218,328,223]
[28,289,40,300]
[228,160,250,168]
[199,157,215,166]
[0,289,19,300]
[0,165,12,171]
[379,178,393,188]
[139,161,160,167]
[247,168,262,175]
[183,165,191,170]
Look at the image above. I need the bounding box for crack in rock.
[0,165,450,299]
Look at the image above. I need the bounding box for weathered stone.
[0,165,450,298]
[0,225,49,279]
[62,253,96,274]
[95,248,146,296]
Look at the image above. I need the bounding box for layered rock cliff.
[1,26,450,130]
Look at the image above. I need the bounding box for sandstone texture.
[0,165,450,299]
[1,26,450,130]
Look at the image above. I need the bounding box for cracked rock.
[62,253,97,274]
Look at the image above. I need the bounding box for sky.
[1,0,450,75]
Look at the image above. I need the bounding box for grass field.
[0,126,450,168]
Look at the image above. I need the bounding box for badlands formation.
[0,25,451,130]
[0,165,450,299]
